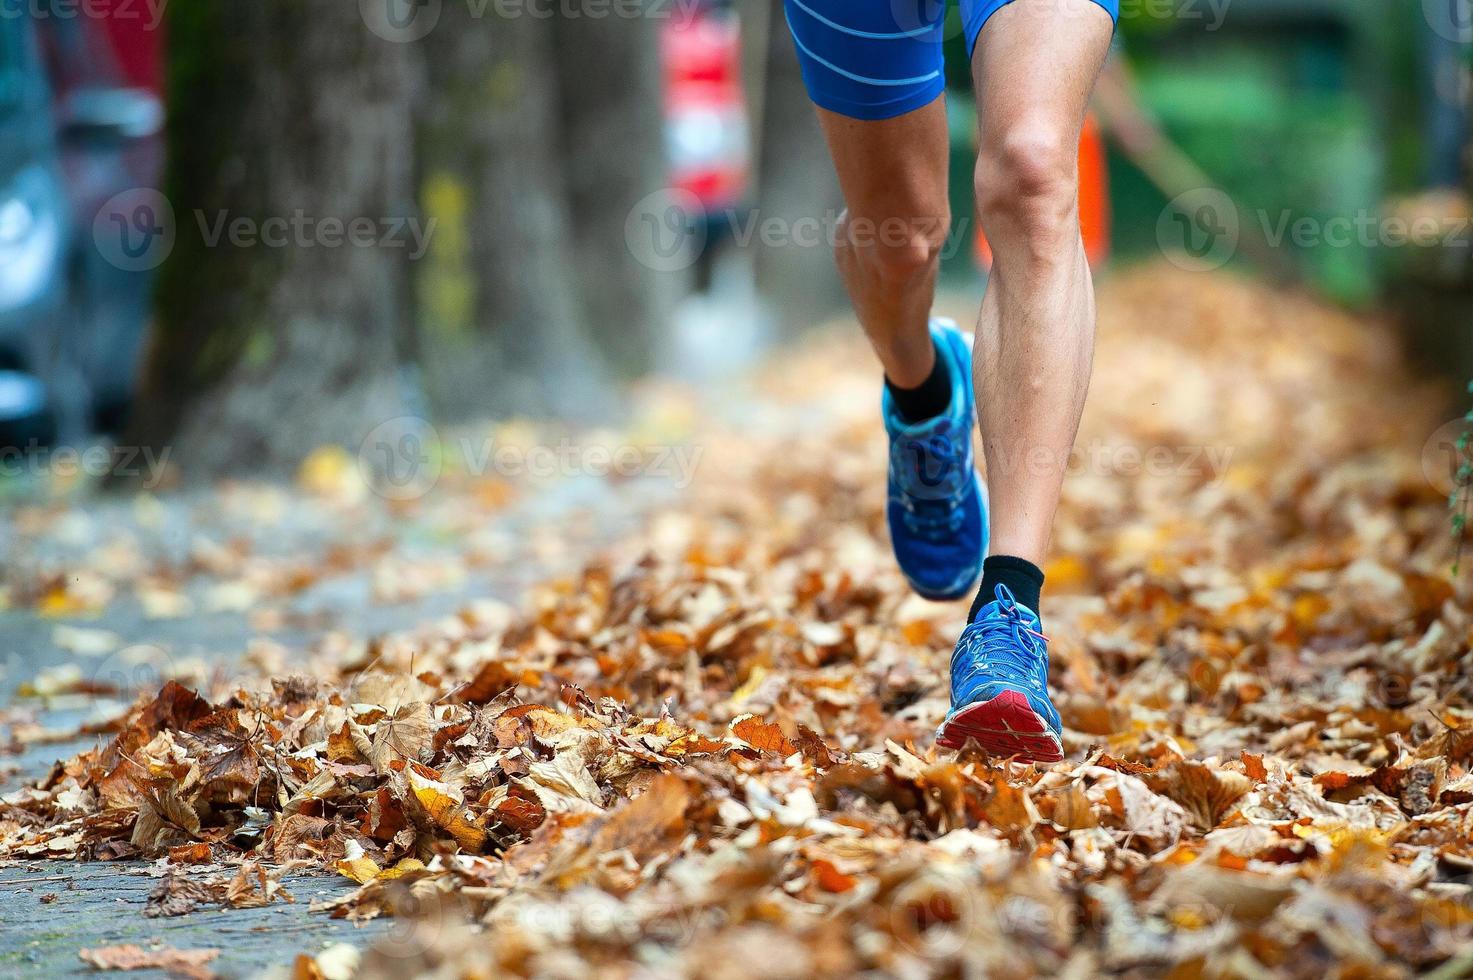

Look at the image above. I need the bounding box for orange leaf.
[730,713,798,756]
[811,858,857,893]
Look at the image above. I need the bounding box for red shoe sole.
[936,689,1063,763]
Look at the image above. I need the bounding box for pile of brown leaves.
[4,266,1473,978]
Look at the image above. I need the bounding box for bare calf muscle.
[815,101,950,389]
[972,0,1115,567]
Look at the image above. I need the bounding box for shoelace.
[894,430,968,538]
[955,589,1050,688]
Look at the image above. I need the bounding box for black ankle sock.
[885,340,950,423]
[970,555,1045,622]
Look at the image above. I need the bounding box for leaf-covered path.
[3,266,1471,978]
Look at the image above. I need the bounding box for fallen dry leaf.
[78,944,219,979]
[6,267,1473,978]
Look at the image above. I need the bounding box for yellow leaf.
[407,770,488,852]
[730,666,769,706]
[332,855,381,884]
[377,858,427,881]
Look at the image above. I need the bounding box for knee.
[841,208,950,283]
[975,121,1078,253]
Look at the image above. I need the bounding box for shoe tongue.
[893,410,950,437]
[974,598,1041,628]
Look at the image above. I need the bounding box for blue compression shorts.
[783,0,1119,121]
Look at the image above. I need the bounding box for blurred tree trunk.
[415,8,614,421]
[751,0,845,335]
[132,0,420,478]
[551,11,677,377]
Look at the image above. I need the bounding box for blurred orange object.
[975,113,1110,270]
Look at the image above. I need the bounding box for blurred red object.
[34,0,164,96]
[662,5,749,213]
[95,0,165,93]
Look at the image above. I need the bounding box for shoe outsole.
[910,578,982,603]
[936,689,1064,763]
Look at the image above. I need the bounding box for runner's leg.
[817,102,950,387]
[780,0,952,386]
[970,0,1115,567]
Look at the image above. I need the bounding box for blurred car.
[0,6,163,453]
[0,13,68,449]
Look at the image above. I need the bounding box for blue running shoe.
[936,584,1063,762]
[884,319,987,601]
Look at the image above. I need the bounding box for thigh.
[815,97,950,238]
[967,0,1116,150]
[786,0,953,240]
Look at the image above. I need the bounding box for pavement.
[0,447,682,977]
